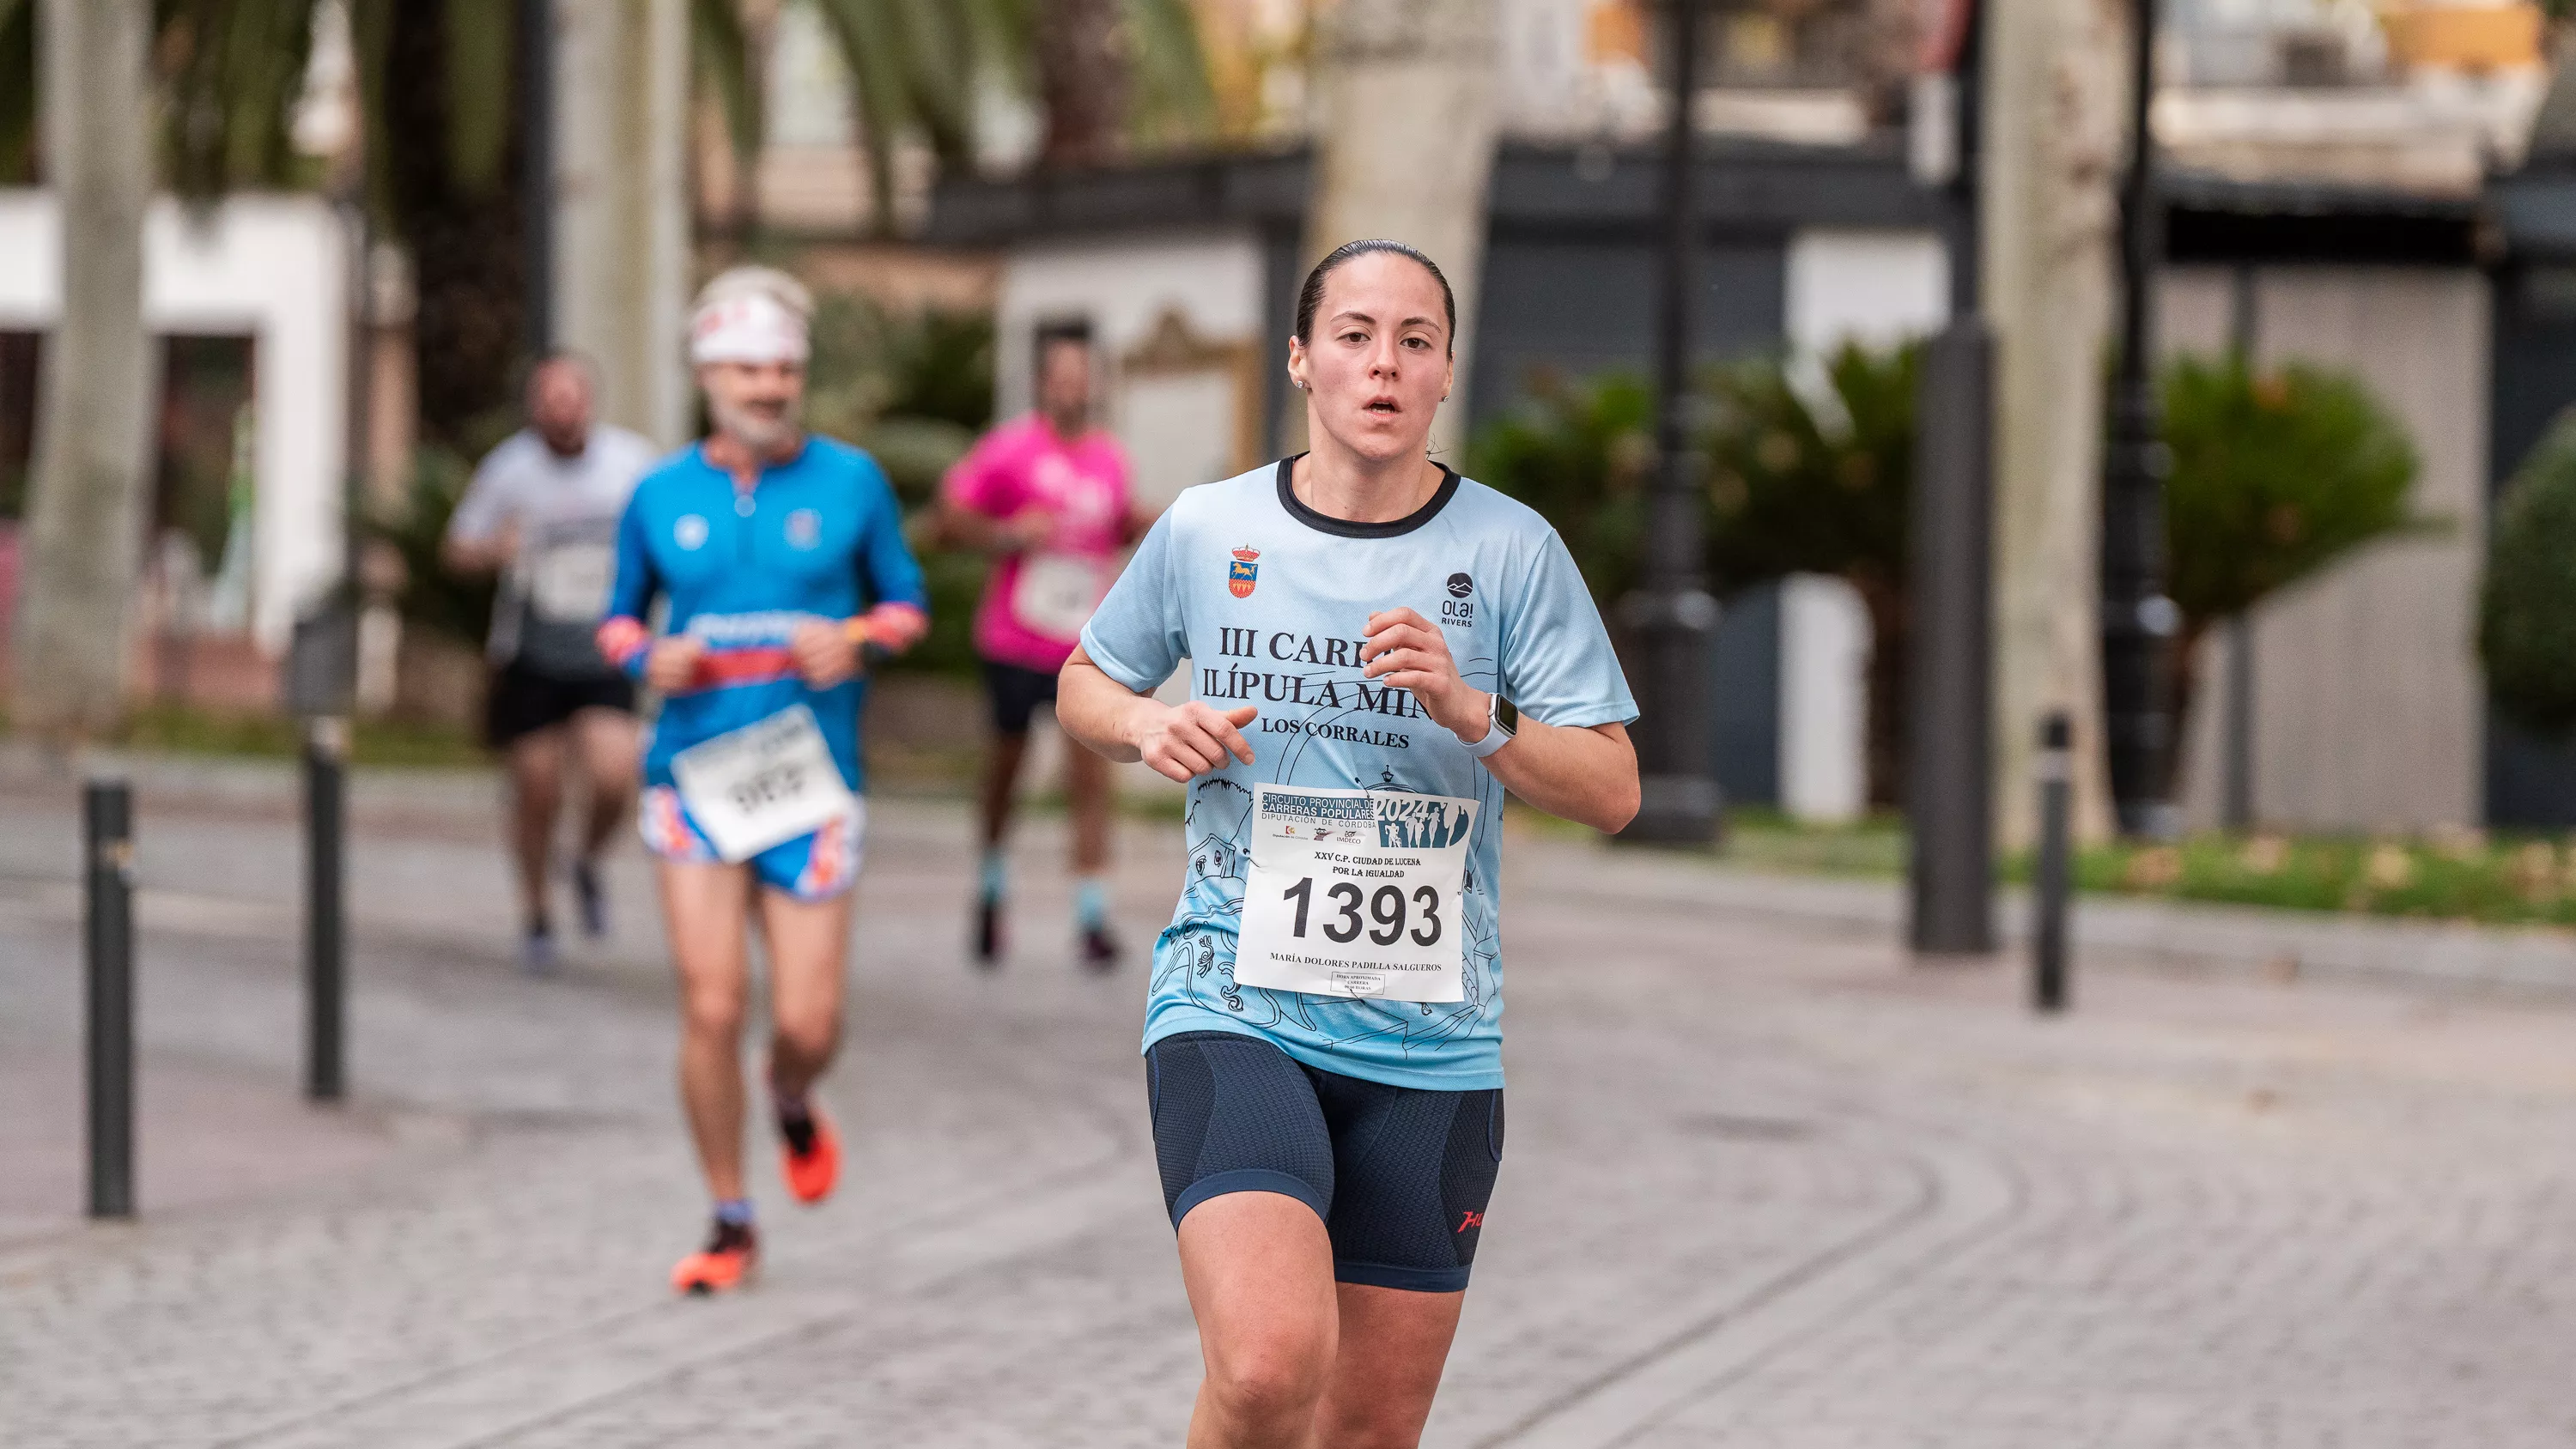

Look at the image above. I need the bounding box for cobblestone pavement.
[2,773,2573,1447]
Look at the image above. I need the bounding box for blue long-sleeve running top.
[598,437,928,792]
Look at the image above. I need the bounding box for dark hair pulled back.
[1293,239,1455,356]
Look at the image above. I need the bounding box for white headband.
[690,291,810,366]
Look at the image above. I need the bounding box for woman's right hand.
[1132,701,1258,783]
[645,636,706,694]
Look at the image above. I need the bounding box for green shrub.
[1466,369,1656,607]
[2482,410,2576,736]
[2161,353,2423,650]
[805,292,993,507]
[369,446,495,650]
[1703,343,1920,805]
[1475,343,2428,808]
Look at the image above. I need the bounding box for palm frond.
[895,0,976,167]
[692,0,763,171]
[808,0,936,232]
[157,0,319,200]
[442,0,513,196]
[1121,0,1214,148]
[956,0,1036,94]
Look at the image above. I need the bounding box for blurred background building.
[4,0,2576,832]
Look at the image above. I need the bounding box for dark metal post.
[2220,265,2257,833]
[2032,712,2073,1011]
[84,777,135,1218]
[1620,0,1722,846]
[1907,322,1997,954]
[2101,0,2177,836]
[304,718,347,1100]
[519,0,555,355]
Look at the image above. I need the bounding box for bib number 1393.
[1234,785,1474,1003]
[1278,877,1443,949]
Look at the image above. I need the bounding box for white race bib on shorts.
[1233,785,1475,1002]
[529,542,617,623]
[1010,552,1111,640]
[669,705,857,863]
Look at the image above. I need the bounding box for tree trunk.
[1037,0,1131,168]
[1979,0,2127,848]
[1298,0,1498,463]
[384,0,530,453]
[550,0,691,446]
[14,0,156,743]
[1852,568,1908,809]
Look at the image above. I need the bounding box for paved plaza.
[2,762,2573,1447]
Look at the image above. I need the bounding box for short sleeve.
[1500,530,1637,730]
[941,427,1019,516]
[446,440,520,544]
[1078,508,1187,692]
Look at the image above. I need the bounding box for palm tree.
[799,0,1212,228]
[13,0,156,743]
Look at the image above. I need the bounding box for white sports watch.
[1460,692,1518,760]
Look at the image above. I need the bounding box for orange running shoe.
[670,1219,758,1295]
[780,1103,840,1204]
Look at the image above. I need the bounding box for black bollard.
[2032,712,2073,1013]
[1906,318,1998,955]
[304,717,346,1101]
[85,777,135,1218]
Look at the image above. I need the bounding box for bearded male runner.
[444,355,656,973]
[596,267,929,1294]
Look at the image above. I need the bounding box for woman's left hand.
[1359,608,1488,743]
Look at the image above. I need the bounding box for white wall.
[1770,230,1941,822]
[997,229,1266,419]
[1785,228,1951,354]
[1778,573,1872,823]
[0,191,349,653]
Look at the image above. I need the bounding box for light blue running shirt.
[1081,458,1637,1091]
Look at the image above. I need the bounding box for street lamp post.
[1620,0,1722,846]
[2101,0,2178,836]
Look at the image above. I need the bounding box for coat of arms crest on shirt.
[1228,546,1260,599]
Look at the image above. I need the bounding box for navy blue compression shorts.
[1145,1030,1504,1294]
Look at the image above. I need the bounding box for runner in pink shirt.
[940,320,1151,968]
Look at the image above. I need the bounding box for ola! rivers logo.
[1228,546,1261,599]
[1442,572,1475,626]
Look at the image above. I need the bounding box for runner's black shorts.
[1145,1030,1504,1293]
[981,658,1060,736]
[484,663,636,749]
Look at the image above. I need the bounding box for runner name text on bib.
[1233,785,1477,1002]
[668,704,857,862]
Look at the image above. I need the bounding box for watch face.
[1496,697,1519,736]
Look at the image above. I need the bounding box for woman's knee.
[680,979,746,1039]
[1203,1333,1331,1429]
[770,1009,839,1068]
